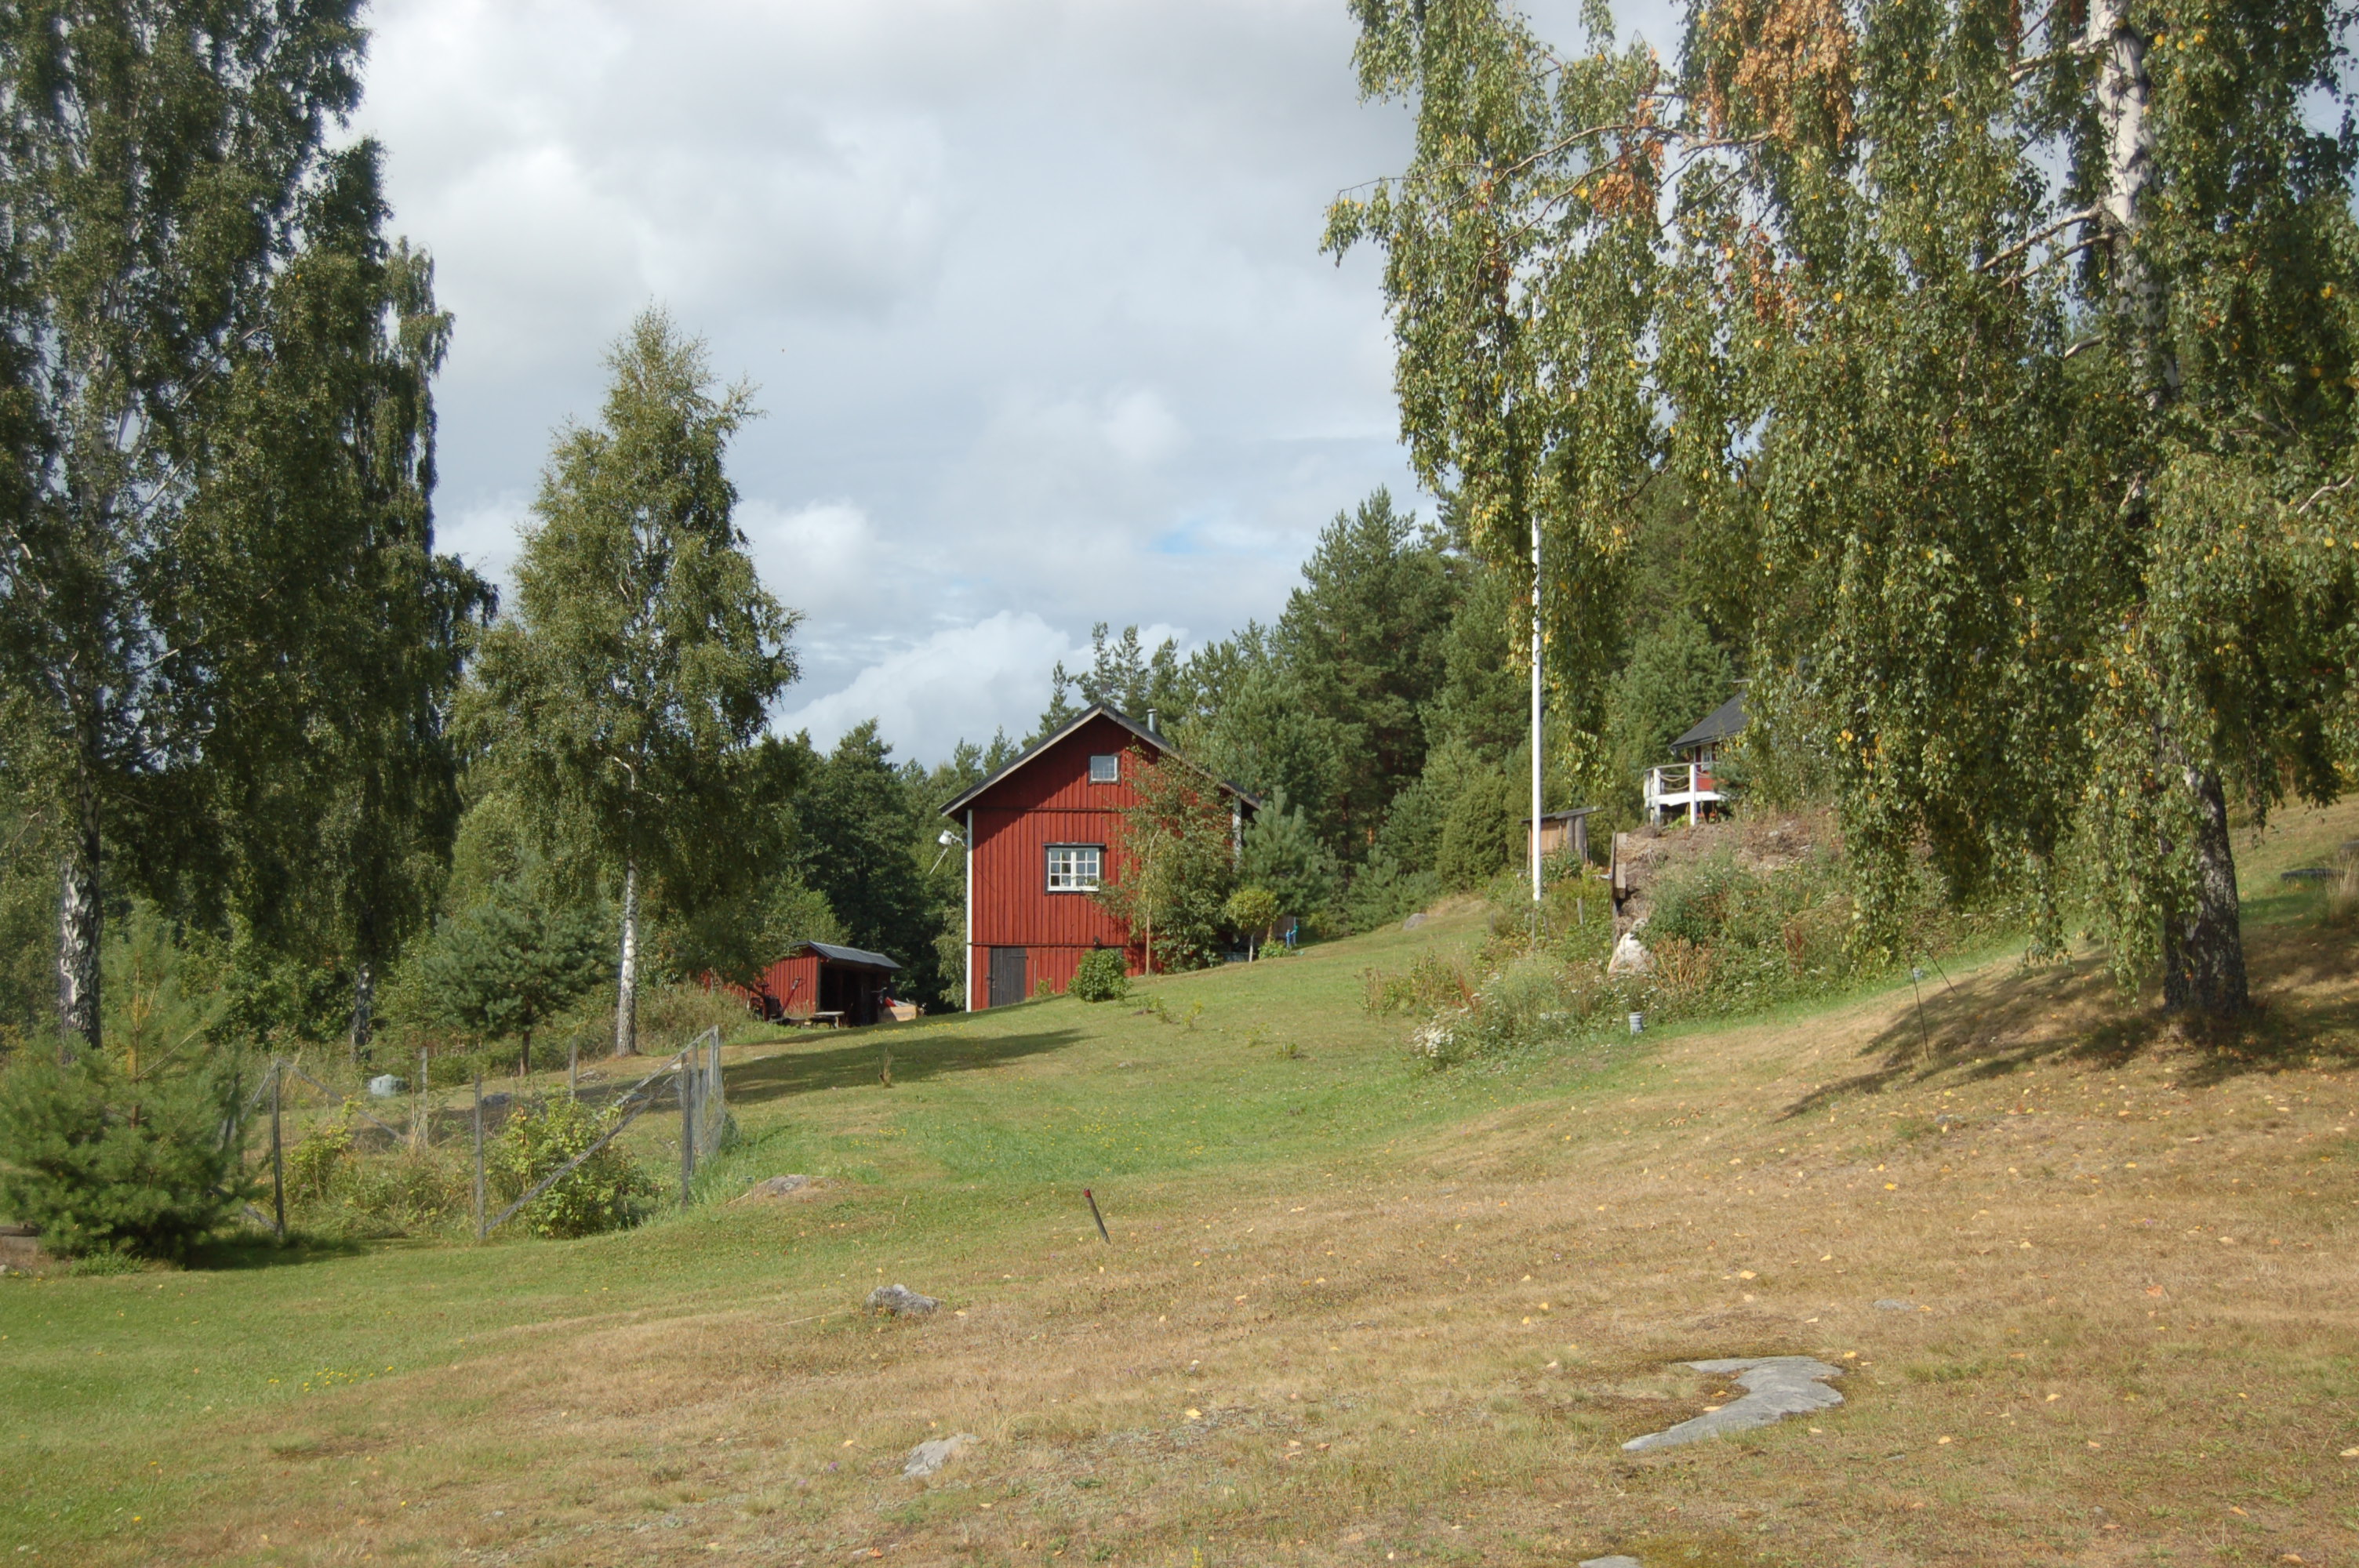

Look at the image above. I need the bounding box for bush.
[1070,948,1129,1003]
[282,1114,474,1241]
[0,1054,248,1260]
[487,1095,656,1239]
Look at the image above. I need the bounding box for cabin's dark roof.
[1670,691,1748,756]
[795,940,900,972]
[937,703,1262,818]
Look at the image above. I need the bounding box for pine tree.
[464,310,799,1055]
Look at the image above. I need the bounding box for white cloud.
[351,0,1689,764]
[775,612,1089,758]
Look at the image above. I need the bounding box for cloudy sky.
[352,0,1670,767]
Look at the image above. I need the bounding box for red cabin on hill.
[940,706,1257,1010]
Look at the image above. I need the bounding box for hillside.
[2,799,2355,1567]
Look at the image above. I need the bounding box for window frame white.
[1088,753,1120,783]
[1044,843,1104,893]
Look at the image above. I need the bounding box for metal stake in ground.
[1084,1188,1110,1243]
[472,1071,486,1242]
[269,1059,285,1243]
[679,1045,697,1207]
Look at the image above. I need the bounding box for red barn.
[940,706,1257,1010]
[729,941,901,1026]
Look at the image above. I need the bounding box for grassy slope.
[2,800,2354,1568]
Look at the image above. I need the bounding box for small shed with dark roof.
[733,940,902,1027]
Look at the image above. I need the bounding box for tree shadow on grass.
[719,1025,1086,1109]
[1780,918,2359,1117]
[187,1232,373,1271]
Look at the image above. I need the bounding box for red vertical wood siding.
[721,953,822,1018]
[966,713,1158,1009]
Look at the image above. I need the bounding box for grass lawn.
[3,800,2356,1567]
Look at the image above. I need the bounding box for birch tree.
[0,2,478,1057]
[1332,0,2359,1018]
[465,310,798,1055]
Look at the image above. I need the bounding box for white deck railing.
[1643,762,1725,826]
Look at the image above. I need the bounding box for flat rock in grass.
[2281,866,2335,883]
[1579,1557,1645,1568]
[737,1174,814,1201]
[867,1283,940,1317]
[1874,1298,1927,1312]
[1402,912,1427,930]
[903,1432,977,1477]
[1621,1356,1845,1453]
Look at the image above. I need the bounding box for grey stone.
[867,1283,940,1317]
[902,1432,976,1477]
[2281,866,2335,883]
[366,1074,406,1098]
[1621,1356,1845,1452]
[1579,1558,1645,1568]
[1402,912,1427,930]
[1874,1298,1925,1312]
[1607,932,1652,975]
[740,1174,812,1200]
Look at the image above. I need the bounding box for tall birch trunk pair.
[2087,0,2247,1014]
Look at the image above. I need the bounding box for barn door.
[987,947,1027,1008]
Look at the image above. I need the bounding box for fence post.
[415,1047,429,1150]
[269,1060,285,1243]
[679,1049,696,1207]
[472,1071,486,1241]
[567,1036,578,1101]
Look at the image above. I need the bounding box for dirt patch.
[1612,808,1835,925]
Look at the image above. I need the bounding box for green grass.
[2,800,2354,1566]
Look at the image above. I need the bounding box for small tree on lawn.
[463,310,799,1054]
[1096,753,1238,975]
[1224,887,1281,960]
[412,884,610,1068]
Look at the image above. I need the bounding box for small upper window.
[1046,844,1103,891]
[1089,753,1119,783]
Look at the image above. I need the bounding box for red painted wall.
[963,714,1159,1009]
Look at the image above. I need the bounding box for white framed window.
[1089,753,1119,783]
[1045,844,1103,891]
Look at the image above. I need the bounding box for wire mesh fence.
[247,1025,732,1243]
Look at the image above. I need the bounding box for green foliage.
[1239,793,1343,931]
[463,308,800,1053]
[486,1096,656,1240]
[412,883,611,1050]
[0,5,475,1053]
[281,1109,471,1240]
[1601,612,1736,812]
[790,722,936,994]
[0,1053,247,1261]
[1224,887,1282,948]
[1095,754,1239,972]
[1070,949,1130,1004]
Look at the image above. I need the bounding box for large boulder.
[1607,931,1652,975]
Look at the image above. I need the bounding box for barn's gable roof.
[1670,691,1747,757]
[938,704,1260,818]
[794,940,901,971]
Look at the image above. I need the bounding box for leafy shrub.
[487,1095,656,1239]
[1070,948,1129,1003]
[1363,952,1476,1015]
[0,1054,248,1260]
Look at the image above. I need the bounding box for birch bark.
[615,857,641,1056]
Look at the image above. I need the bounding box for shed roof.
[1670,691,1747,756]
[937,703,1261,818]
[794,940,901,972]
[1529,807,1599,824]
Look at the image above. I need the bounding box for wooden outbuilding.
[940,705,1259,1010]
[1528,806,1598,865]
[732,941,902,1027]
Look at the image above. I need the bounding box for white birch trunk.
[2086,0,2174,397]
[615,858,640,1057]
[349,960,375,1067]
[56,774,101,1063]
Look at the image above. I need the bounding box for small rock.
[1608,931,1652,975]
[2280,866,2335,884]
[1874,1298,1922,1312]
[867,1283,940,1317]
[1402,912,1427,930]
[1622,1356,1845,1452]
[366,1074,407,1098]
[903,1432,977,1477]
[739,1174,812,1200]
[1580,1558,1645,1568]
